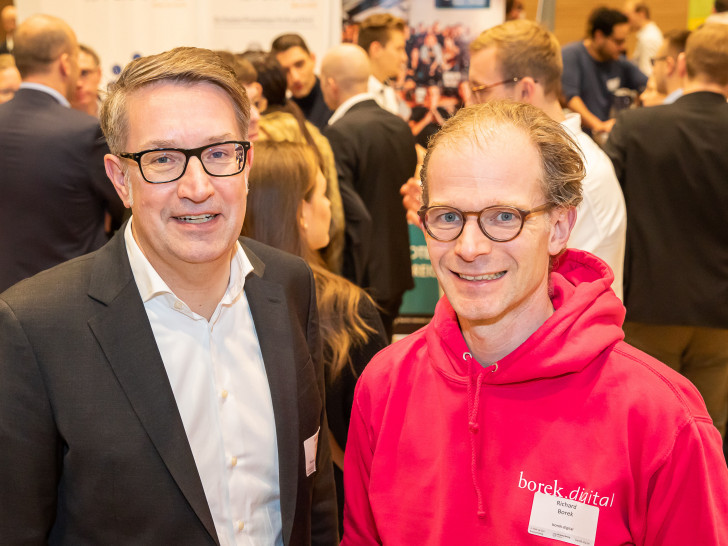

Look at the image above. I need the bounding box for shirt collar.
[561,111,583,136]
[19,82,71,107]
[328,91,376,125]
[124,218,252,308]
[663,88,683,105]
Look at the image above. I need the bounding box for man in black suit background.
[321,43,417,338]
[0,45,338,545]
[0,14,124,293]
[604,23,728,443]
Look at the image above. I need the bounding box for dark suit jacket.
[0,230,339,545]
[324,99,416,304]
[604,91,728,328]
[0,87,125,292]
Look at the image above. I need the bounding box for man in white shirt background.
[467,19,627,299]
[357,13,409,118]
[624,2,663,76]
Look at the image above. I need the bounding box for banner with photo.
[17,0,340,85]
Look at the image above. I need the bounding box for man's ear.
[104,154,133,208]
[58,52,71,78]
[548,206,577,256]
[517,76,538,102]
[369,41,383,59]
[676,52,687,79]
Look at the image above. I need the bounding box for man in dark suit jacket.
[321,44,417,338]
[0,14,124,293]
[0,45,337,545]
[604,23,728,443]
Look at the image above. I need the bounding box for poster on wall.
[16,0,340,86]
[343,0,503,147]
[341,1,503,319]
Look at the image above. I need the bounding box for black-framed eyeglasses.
[469,77,531,98]
[417,204,552,243]
[119,140,251,184]
[650,55,670,66]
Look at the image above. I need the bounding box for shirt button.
[173,301,184,310]
[231,456,238,468]
[221,389,228,400]
[236,520,245,532]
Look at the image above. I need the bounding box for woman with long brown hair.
[243,140,388,532]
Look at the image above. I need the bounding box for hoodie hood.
[428,249,626,385]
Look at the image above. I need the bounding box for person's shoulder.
[357,325,430,391]
[605,340,714,427]
[561,41,584,58]
[1,250,100,318]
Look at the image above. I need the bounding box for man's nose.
[177,157,215,202]
[455,217,493,261]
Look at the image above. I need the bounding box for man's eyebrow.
[136,135,238,150]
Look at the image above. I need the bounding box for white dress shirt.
[367,74,410,119]
[562,113,627,300]
[125,221,282,546]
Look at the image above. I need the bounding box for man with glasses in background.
[561,7,647,135]
[342,101,728,544]
[468,19,626,300]
[0,46,338,545]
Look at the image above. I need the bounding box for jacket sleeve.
[640,419,728,545]
[305,269,340,546]
[0,298,60,544]
[341,380,382,545]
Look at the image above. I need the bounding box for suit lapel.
[243,246,300,546]
[86,229,219,545]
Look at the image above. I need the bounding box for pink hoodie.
[343,250,728,545]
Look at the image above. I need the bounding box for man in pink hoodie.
[342,100,728,545]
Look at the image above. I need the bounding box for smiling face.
[105,81,249,280]
[425,126,566,330]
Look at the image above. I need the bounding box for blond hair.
[685,23,728,86]
[421,100,584,209]
[100,47,250,154]
[243,141,377,379]
[470,20,563,97]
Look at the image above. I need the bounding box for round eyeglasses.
[119,140,251,184]
[418,204,552,242]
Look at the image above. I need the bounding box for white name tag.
[304,427,320,477]
[528,491,599,546]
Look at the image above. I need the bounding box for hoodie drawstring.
[465,352,487,519]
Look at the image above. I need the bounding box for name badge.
[528,491,599,546]
[304,427,320,477]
